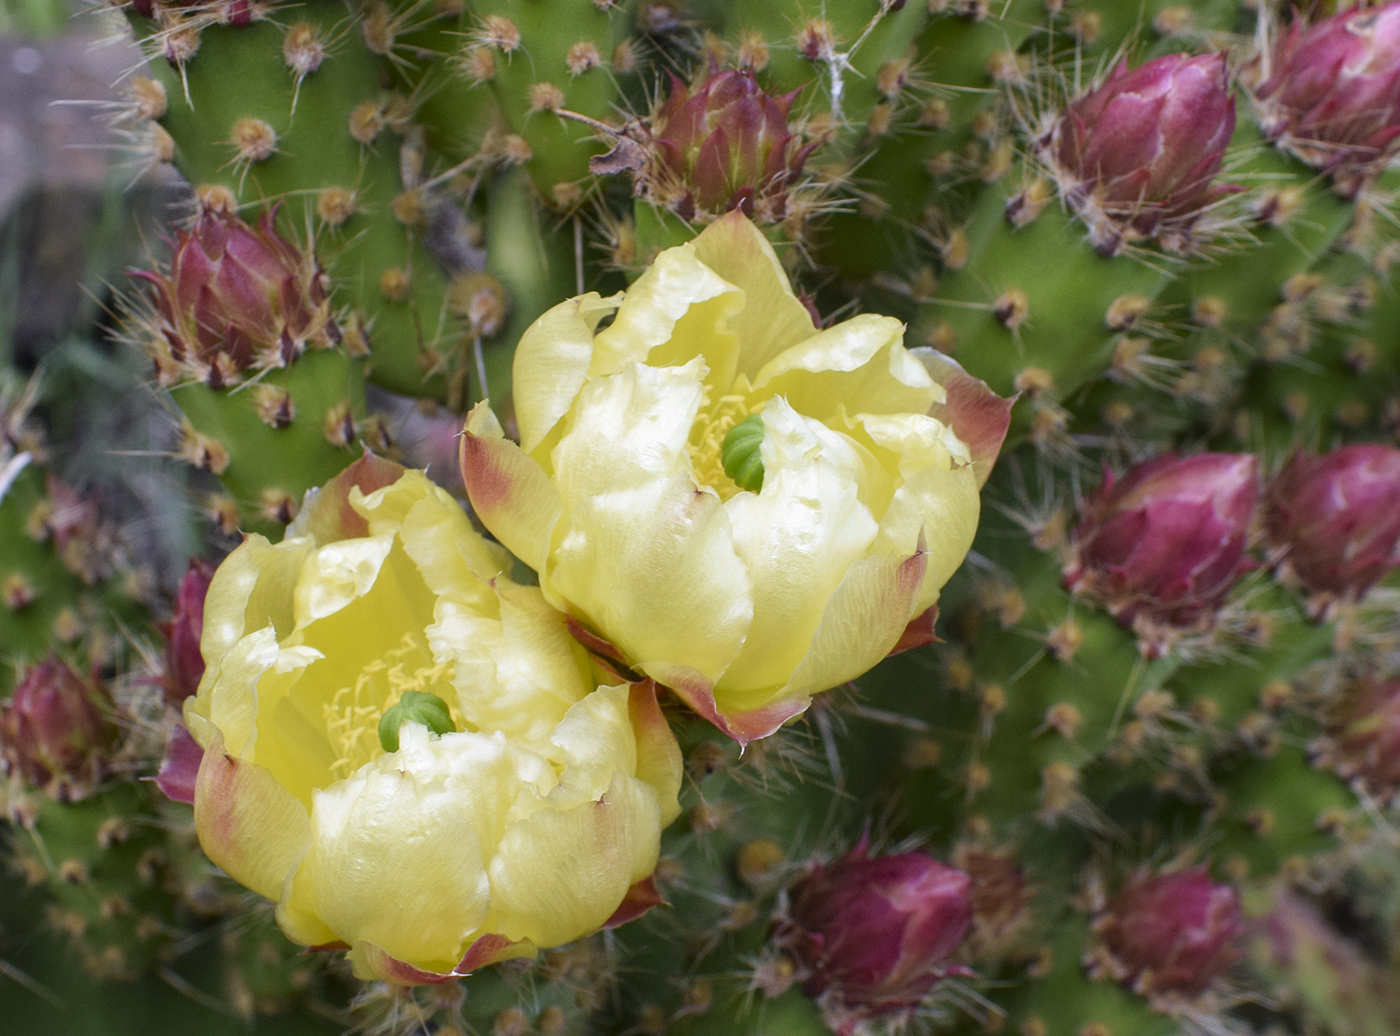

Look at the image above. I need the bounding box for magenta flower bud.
[1090,868,1242,1001]
[1064,456,1254,646]
[776,844,972,1032]
[1264,445,1400,611]
[1040,53,1237,255]
[0,657,114,799]
[131,201,339,388]
[161,557,216,707]
[1254,3,1400,199]
[647,68,817,221]
[1316,675,1400,799]
[1064,453,1258,648]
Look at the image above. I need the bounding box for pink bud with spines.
[1041,53,1237,255]
[131,201,340,389]
[1064,453,1259,652]
[1089,868,1242,1003]
[161,557,216,708]
[0,657,114,800]
[1264,444,1400,613]
[776,843,973,1034]
[1254,2,1400,198]
[648,67,817,221]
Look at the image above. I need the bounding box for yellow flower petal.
[750,314,937,423]
[198,535,313,672]
[690,210,818,379]
[514,291,622,453]
[193,730,311,904]
[488,772,661,947]
[461,402,563,575]
[720,400,878,695]
[590,243,742,386]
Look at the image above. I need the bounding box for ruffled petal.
[590,243,743,388]
[628,680,683,826]
[913,349,1013,488]
[461,403,564,575]
[289,452,405,544]
[488,772,661,947]
[751,314,937,423]
[689,210,818,378]
[719,400,878,695]
[777,550,929,700]
[193,730,311,904]
[198,534,314,670]
[513,291,621,453]
[547,474,752,685]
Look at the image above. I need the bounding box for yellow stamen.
[322,633,459,779]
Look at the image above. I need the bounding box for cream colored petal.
[690,210,818,378]
[396,479,507,609]
[547,685,636,806]
[186,625,318,760]
[546,472,752,686]
[854,412,980,608]
[193,730,311,905]
[487,772,661,948]
[514,291,621,453]
[293,726,556,973]
[428,588,585,751]
[750,315,937,424]
[912,348,1013,489]
[291,535,394,630]
[718,400,878,695]
[461,403,563,575]
[627,681,682,826]
[198,535,314,675]
[772,550,929,704]
[590,243,741,385]
[288,453,405,544]
[549,360,705,502]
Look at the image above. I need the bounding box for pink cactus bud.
[1040,53,1237,255]
[1064,453,1258,648]
[647,67,817,221]
[1254,3,1400,198]
[1090,868,1241,1001]
[131,203,339,388]
[776,844,973,1032]
[1264,445,1400,611]
[0,657,114,799]
[161,558,216,707]
[1317,675,1400,799]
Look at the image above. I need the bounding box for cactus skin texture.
[7,0,1400,1033]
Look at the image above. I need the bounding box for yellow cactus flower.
[461,213,1010,743]
[182,454,682,984]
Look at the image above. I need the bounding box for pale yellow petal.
[690,210,818,378]
[548,685,636,806]
[488,773,661,947]
[513,291,621,453]
[546,473,752,685]
[750,314,936,423]
[590,243,742,387]
[772,550,928,705]
[461,402,563,575]
[718,400,878,695]
[549,359,705,500]
[194,730,311,905]
[198,535,314,675]
[627,681,682,826]
[291,535,394,629]
[853,412,980,607]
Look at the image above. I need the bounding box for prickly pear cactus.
[7,0,1400,1034]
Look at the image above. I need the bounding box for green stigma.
[721,414,765,493]
[378,690,456,752]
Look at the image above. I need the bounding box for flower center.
[688,380,764,501]
[322,632,459,780]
